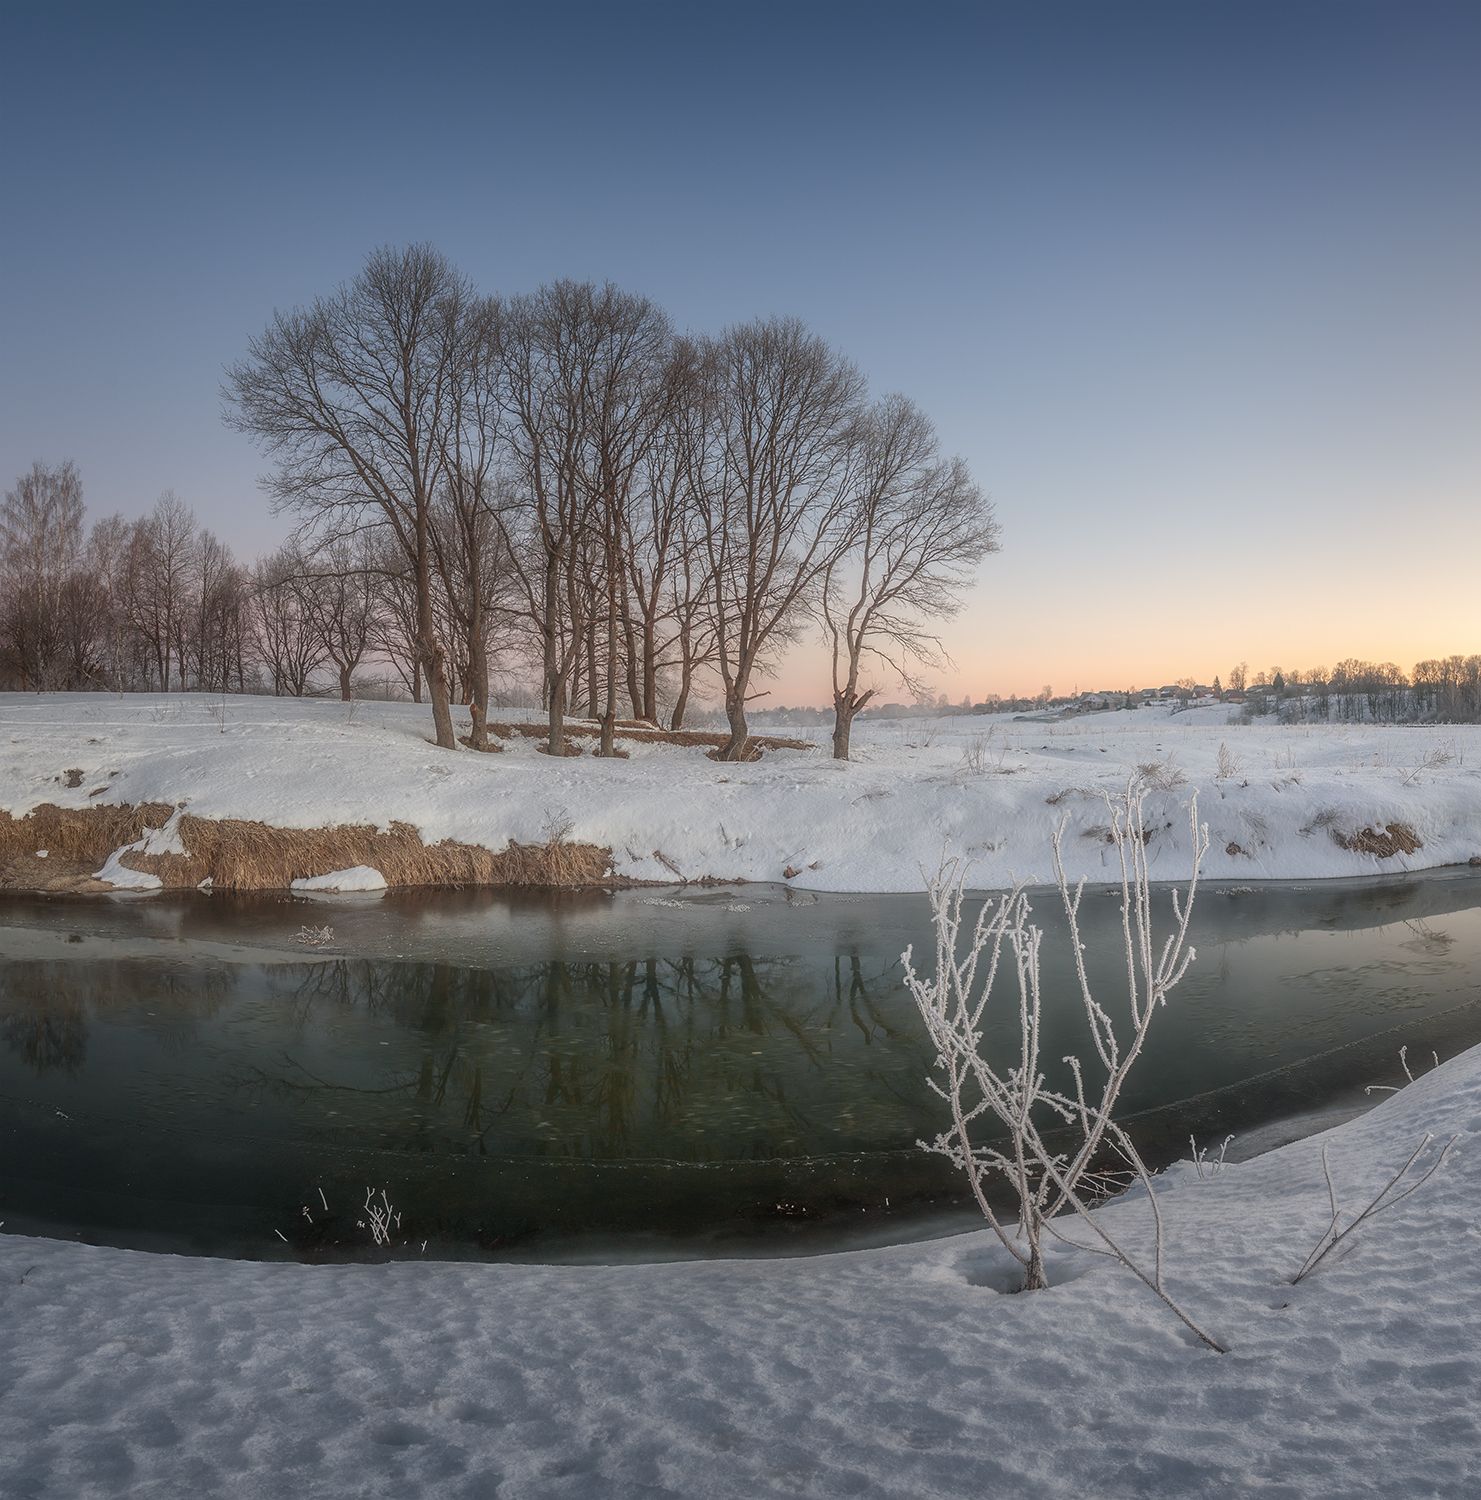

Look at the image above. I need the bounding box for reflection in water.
[0,957,232,1075]
[1,965,88,1074]
[215,951,924,1166]
[1,875,1480,1257]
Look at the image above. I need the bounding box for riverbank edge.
[0,802,646,895]
[4,798,1479,896]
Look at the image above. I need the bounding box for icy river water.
[2,871,1480,1260]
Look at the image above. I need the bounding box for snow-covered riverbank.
[3,692,1480,892]
[2,1039,1477,1498]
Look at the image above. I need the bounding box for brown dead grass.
[1331,821,1423,858]
[0,803,617,893]
[0,802,175,863]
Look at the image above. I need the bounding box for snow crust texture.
[5,693,1481,891]
[2,1045,1480,1497]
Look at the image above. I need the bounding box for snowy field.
[4,691,1480,1497]
[2,692,1480,890]
[1,1042,1477,1497]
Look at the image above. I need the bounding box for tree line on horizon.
[2,246,1003,761]
[7,462,1474,730]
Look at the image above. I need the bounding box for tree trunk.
[339,664,352,701]
[585,620,600,720]
[467,593,490,751]
[598,533,619,757]
[831,701,854,760]
[670,634,694,730]
[543,553,565,756]
[670,671,691,730]
[546,672,568,755]
[415,520,456,750]
[622,594,643,720]
[831,665,872,760]
[642,644,658,726]
[721,679,749,760]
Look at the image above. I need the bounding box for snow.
[88,804,188,891]
[2,1038,1478,1496]
[4,691,1479,1492]
[3,692,1480,892]
[290,864,388,893]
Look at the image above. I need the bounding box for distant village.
[743,682,1235,727]
[745,659,1481,727]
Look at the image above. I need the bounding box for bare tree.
[620,348,718,727]
[225,244,470,748]
[579,291,673,755]
[432,293,505,746]
[0,460,86,689]
[301,533,383,700]
[821,395,999,759]
[189,529,250,694]
[496,281,605,755]
[560,289,675,755]
[687,318,865,758]
[124,491,198,692]
[365,534,425,701]
[249,547,326,696]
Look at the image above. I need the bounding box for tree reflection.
[0,965,88,1074]
[237,947,931,1163]
[0,957,232,1075]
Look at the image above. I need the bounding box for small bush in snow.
[1135,756,1185,791]
[1401,741,1456,785]
[1190,1135,1234,1181]
[903,784,1225,1351]
[1292,1134,1455,1284]
[358,1187,403,1247]
[959,732,1019,776]
[1364,1043,1443,1095]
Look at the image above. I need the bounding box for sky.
[2,0,1477,703]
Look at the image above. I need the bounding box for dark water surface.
[2,873,1480,1260]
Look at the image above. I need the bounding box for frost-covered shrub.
[903,785,1225,1350]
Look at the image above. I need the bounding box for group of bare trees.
[0,471,248,695]
[0,468,399,700]
[223,245,1001,760]
[1230,657,1481,724]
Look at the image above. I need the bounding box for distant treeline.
[1233,658,1481,724]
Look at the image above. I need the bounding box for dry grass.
[1331,821,1423,859]
[1135,756,1187,791]
[0,803,617,893]
[0,802,174,863]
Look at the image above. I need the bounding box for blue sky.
[2,1,1477,698]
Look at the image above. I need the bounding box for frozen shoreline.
[3,1040,1477,1497]
[3,691,1481,894]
